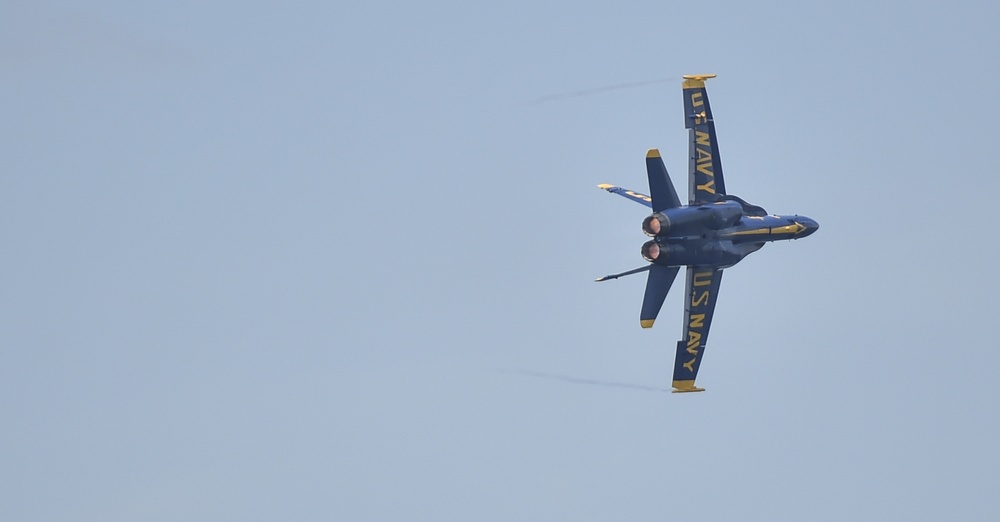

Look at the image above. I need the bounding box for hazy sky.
[4,1,1000,520]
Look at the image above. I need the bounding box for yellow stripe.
[723,224,807,237]
[640,319,655,328]
[723,228,768,237]
[597,183,614,189]
[646,148,660,158]
[770,223,806,235]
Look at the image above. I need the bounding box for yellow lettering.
[689,313,705,328]
[692,291,709,307]
[691,92,703,107]
[626,190,652,202]
[687,332,701,352]
[683,357,696,371]
[693,271,713,286]
[694,132,714,184]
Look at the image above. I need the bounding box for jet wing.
[671,267,724,392]
[683,75,726,204]
[597,184,653,208]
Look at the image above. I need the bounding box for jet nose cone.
[797,217,819,238]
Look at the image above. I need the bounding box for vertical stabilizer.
[645,149,681,213]
[639,264,680,328]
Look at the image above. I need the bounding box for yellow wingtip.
[597,183,614,189]
[646,148,660,158]
[640,319,655,328]
[672,380,706,393]
[682,74,717,89]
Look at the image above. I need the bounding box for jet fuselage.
[640,200,818,268]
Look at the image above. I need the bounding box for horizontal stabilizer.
[597,184,653,208]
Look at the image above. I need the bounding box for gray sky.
[3,1,1000,520]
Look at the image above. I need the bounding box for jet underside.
[596,74,818,393]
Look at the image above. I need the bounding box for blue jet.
[597,74,818,393]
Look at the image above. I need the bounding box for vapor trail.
[497,368,670,393]
[526,77,675,105]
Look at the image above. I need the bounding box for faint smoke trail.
[497,368,670,393]
[526,77,675,105]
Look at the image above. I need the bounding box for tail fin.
[639,265,680,328]
[645,149,681,213]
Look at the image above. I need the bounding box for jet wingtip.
[682,74,717,89]
[646,148,660,158]
[671,380,706,393]
[640,319,655,328]
[681,73,717,80]
[597,183,615,190]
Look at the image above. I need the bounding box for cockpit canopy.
[717,195,767,217]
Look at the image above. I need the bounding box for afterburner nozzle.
[641,241,660,262]
[641,213,669,236]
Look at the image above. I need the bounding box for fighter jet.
[596,75,818,393]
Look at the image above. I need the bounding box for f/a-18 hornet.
[596,74,818,393]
